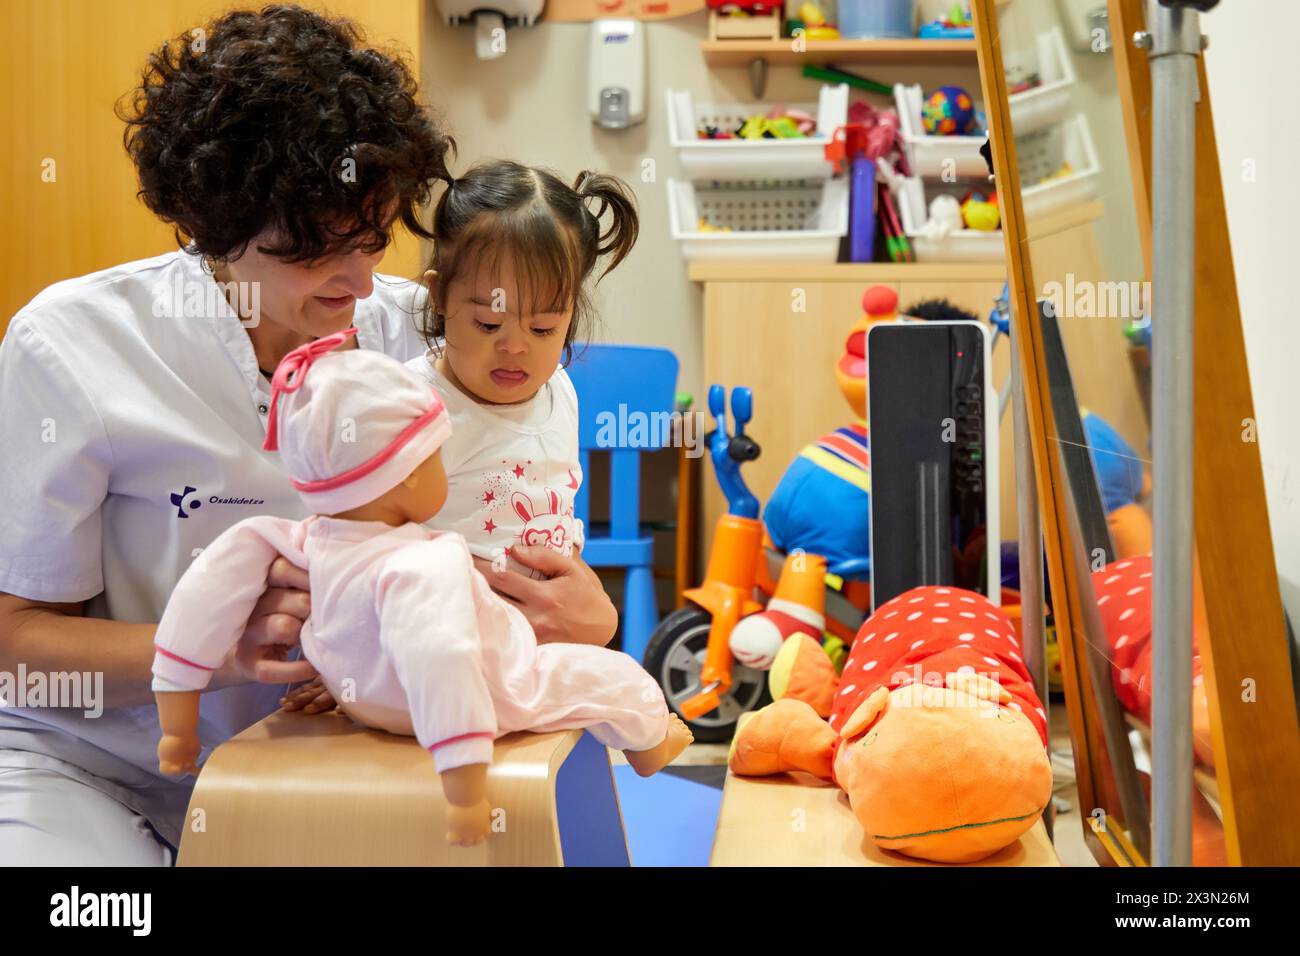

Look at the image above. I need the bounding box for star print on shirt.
[483,519,496,534]
[512,463,526,479]
[483,490,495,504]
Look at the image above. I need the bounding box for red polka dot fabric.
[830,586,1048,745]
[1091,554,1203,724]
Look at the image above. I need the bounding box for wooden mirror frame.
[972,0,1300,865]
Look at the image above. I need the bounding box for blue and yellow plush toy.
[1081,408,1152,558]
[762,286,899,571]
[726,288,898,672]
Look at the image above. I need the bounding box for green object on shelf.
[802,63,892,97]
[675,392,694,413]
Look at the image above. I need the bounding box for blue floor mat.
[612,764,724,867]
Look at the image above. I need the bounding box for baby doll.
[152,329,692,845]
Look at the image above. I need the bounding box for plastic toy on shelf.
[786,2,840,40]
[960,189,1000,231]
[707,0,782,41]
[922,85,978,136]
[918,2,974,39]
[666,84,848,181]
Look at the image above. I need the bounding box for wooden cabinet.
[692,261,1008,546]
[690,216,1146,562]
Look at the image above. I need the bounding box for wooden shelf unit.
[701,38,978,68]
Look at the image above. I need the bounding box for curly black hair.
[118,4,454,263]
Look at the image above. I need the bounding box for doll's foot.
[624,714,694,777]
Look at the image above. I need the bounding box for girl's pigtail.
[574,170,639,279]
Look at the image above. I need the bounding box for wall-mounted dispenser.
[437,0,546,60]
[588,19,646,129]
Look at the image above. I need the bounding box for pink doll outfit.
[151,329,669,771]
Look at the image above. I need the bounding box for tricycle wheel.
[642,606,771,743]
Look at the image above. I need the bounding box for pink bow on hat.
[262,327,358,452]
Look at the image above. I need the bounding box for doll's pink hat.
[262,328,451,514]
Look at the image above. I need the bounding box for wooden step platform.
[710,770,1060,866]
[177,710,630,866]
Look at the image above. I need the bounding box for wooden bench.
[177,710,630,866]
[710,770,1060,867]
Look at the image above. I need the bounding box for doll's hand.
[212,556,317,688]
[474,545,617,647]
[446,798,492,847]
[280,677,337,714]
[158,733,202,777]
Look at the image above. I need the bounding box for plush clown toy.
[731,584,1053,863]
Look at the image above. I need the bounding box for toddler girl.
[406,160,638,581]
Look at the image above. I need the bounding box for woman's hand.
[473,545,617,647]
[280,677,337,714]
[211,556,317,689]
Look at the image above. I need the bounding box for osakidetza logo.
[170,484,266,518]
[49,887,150,936]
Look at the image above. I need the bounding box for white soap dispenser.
[589,19,646,129]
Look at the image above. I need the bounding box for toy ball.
[961,198,1000,231]
[922,86,976,136]
[862,284,898,317]
[729,616,785,671]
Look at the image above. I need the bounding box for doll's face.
[399,449,449,524]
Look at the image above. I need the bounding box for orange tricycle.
[642,385,871,741]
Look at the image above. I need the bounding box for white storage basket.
[893,175,1005,263]
[1006,28,1077,136]
[890,112,1101,262]
[667,177,849,261]
[666,84,849,182]
[1017,113,1102,219]
[894,82,988,179]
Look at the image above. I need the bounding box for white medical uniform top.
[0,249,427,846]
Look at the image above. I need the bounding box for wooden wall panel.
[1,0,427,332]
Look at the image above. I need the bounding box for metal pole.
[1144,0,1202,868]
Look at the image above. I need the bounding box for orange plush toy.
[731,585,1053,863]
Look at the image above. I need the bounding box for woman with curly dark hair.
[0,4,617,865]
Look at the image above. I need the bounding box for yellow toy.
[796,2,840,39]
[698,218,734,233]
[961,195,1000,231]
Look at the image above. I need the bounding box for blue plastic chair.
[566,344,680,664]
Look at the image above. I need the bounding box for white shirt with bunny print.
[406,350,584,579]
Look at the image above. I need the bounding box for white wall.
[1203,2,1300,628]
[421,5,980,403]
[419,3,1298,622]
